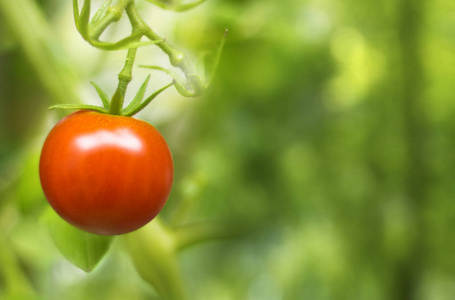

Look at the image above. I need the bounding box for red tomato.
[39,110,173,235]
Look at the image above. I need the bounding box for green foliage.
[42,208,113,272]
[1,0,455,299]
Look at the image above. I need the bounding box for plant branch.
[109,1,144,115]
[89,0,130,40]
[110,46,138,114]
[126,3,194,74]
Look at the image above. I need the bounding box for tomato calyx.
[49,75,174,117]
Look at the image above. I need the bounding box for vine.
[51,0,227,116]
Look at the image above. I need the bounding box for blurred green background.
[1,0,455,299]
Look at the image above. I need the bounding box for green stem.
[146,30,192,71]
[125,0,147,31]
[109,1,142,115]
[109,46,138,114]
[127,3,194,74]
[90,0,132,40]
[87,0,203,102]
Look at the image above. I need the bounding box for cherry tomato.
[39,110,174,235]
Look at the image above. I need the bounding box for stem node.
[169,50,185,67]
[107,6,123,21]
[118,72,133,84]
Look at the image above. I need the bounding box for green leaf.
[90,0,113,27]
[41,208,113,272]
[123,82,173,116]
[122,75,150,114]
[49,103,107,113]
[90,81,110,109]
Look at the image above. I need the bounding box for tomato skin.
[39,110,173,235]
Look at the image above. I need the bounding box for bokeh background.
[1,0,455,299]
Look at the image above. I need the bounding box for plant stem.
[109,46,138,114]
[123,220,187,300]
[127,3,194,74]
[109,1,142,115]
[88,0,200,104]
[90,0,132,40]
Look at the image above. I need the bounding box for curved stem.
[127,3,194,75]
[81,0,206,100]
[89,0,131,40]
